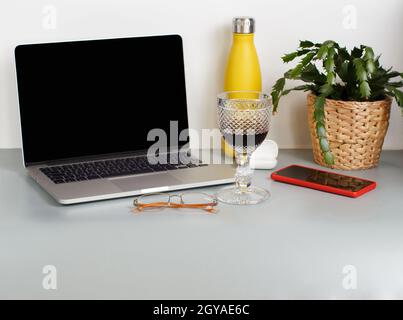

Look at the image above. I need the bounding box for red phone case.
[271,164,376,198]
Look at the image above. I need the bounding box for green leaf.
[319,84,334,96]
[317,45,329,60]
[301,52,316,65]
[371,89,387,100]
[316,122,326,137]
[370,67,396,88]
[290,63,304,79]
[322,47,336,90]
[327,46,336,58]
[361,47,376,76]
[325,58,335,73]
[359,81,371,99]
[271,78,286,112]
[281,49,311,63]
[282,85,310,95]
[336,61,349,82]
[316,41,335,61]
[273,77,285,92]
[353,58,368,81]
[289,52,316,79]
[363,46,375,60]
[337,47,350,61]
[313,94,334,165]
[284,69,293,79]
[395,89,403,107]
[314,95,326,109]
[388,87,403,107]
[271,91,280,112]
[328,84,344,100]
[282,52,298,63]
[323,40,336,48]
[366,59,375,74]
[353,58,371,99]
[326,72,335,84]
[314,106,325,119]
[387,81,403,87]
[299,63,326,83]
[319,138,330,152]
[323,151,335,165]
[385,71,402,79]
[300,40,314,48]
[373,55,381,68]
[351,47,363,58]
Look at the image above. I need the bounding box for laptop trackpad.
[110,173,182,192]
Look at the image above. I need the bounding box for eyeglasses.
[133,192,218,214]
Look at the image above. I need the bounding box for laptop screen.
[15,35,189,165]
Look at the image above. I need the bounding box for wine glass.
[217,91,272,205]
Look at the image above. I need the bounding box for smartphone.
[271,165,376,198]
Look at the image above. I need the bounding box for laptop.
[14,35,235,204]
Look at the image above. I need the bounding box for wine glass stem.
[235,153,252,193]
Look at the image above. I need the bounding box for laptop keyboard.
[40,155,208,184]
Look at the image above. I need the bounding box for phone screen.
[275,166,373,192]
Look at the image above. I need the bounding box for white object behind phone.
[250,140,278,170]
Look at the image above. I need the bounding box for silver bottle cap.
[232,17,255,34]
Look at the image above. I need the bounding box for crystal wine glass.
[217,91,272,205]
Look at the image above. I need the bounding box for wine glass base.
[216,186,270,205]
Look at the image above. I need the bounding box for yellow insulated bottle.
[222,17,262,157]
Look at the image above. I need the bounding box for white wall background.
[0,0,402,149]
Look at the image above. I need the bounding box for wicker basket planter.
[307,93,392,170]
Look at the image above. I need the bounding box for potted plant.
[271,40,403,170]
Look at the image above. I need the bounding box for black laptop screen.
[15,35,189,165]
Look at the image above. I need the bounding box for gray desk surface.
[1,149,402,299]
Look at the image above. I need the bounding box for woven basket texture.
[307,93,392,170]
